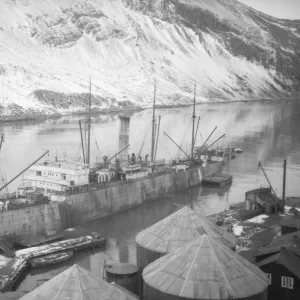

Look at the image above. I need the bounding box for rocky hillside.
[0,0,299,120]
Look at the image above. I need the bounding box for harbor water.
[1,99,300,292]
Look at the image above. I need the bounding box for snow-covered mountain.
[0,0,299,120]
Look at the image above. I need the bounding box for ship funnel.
[118,116,130,166]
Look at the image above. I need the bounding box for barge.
[30,251,74,268]
[202,172,233,187]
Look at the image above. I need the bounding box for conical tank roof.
[136,206,236,253]
[19,264,139,300]
[143,234,268,299]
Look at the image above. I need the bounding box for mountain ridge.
[0,0,299,120]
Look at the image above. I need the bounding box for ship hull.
[59,161,225,227]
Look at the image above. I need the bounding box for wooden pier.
[0,232,106,292]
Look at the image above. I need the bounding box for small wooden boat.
[30,251,74,268]
[202,173,233,187]
[121,163,141,173]
[233,148,243,154]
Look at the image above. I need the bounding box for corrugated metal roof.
[136,206,236,253]
[280,216,300,228]
[143,234,268,299]
[19,264,139,300]
[257,248,300,279]
[255,231,300,257]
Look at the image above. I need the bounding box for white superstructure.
[23,159,89,193]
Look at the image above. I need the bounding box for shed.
[142,234,268,300]
[280,216,300,235]
[19,264,140,300]
[135,206,236,270]
[257,248,300,300]
[254,232,300,263]
[245,187,282,214]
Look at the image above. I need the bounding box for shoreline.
[0,97,298,124]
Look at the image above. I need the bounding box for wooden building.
[281,217,300,235]
[245,187,282,214]
[254,232,300,263]
[142,234,268,300]
[257,248,300,300]
[19,264,140,300]
[135,206,236,271]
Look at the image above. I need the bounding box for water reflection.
[1,100,300,195]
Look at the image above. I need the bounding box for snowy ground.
[0,255,10,269]
[209,203,299,262]
[1,0,298,119]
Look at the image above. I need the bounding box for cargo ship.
[0,82,232,243]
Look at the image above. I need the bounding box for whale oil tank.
[143,234,268,300]
[106,263,139,296]
[135,206,236,271]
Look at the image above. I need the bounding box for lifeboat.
[30,251,74,268]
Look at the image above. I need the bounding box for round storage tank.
[143,234,268,300]
[106,263,139,296]
[19,264,140,300]
[135,206,236,271]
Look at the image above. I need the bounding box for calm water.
[1,100,300,292]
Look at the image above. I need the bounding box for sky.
[238,0,300,19]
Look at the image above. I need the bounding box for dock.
[0,232,106,292]
[202,173,233,187]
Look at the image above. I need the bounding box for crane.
[258,162,276,196]
[258,161,282,213]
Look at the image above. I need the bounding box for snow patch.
[233,225,244,236]
[285,205,300,212]
[246,214,269,224]
[16,245,49,258]
[0,255,10,268]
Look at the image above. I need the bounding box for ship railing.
[34,160,88,170]
[6,198,50,211]
[0,192,17,201]
[62,184,90,196]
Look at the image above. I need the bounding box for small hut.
[143,234,268,300]
[135,206,236,270]
[19,264,140,300]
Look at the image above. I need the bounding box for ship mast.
[191,83,196,161]
[0,134,4,153]
[151,79,157,162]
[87,77,92,166]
